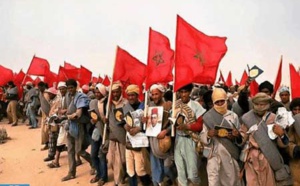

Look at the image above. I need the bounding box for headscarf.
[111,81,122,91]
[212,88,227,115]
[252,92,272,115]
[125,84,140,95]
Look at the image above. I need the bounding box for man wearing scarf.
[174,83,206,186]
[5,81,18,126]
[123,84,152,186]
[287,98,300,185]
[89,83,108,185]
[107,81,128,186]
[201,88,244,186]
[147,84,177,186]
[61,79,92,182]
[241,92,292,186]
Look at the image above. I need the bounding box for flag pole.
[102,46,118,145]
[143,27,152,131]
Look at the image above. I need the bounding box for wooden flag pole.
[143,91,149,131]
[102,46,118,145]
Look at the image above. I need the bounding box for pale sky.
[1,0,300,86]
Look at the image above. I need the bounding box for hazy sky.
[1,0,299,86]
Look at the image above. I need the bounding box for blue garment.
[27,106,37,128]
[91,137,108,181]
[150,151,177,184]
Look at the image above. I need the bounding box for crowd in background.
[1,78,300,186]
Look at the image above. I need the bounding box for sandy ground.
[0,118,116,186]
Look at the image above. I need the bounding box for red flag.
[92,77,98,83]
[239,70,248,85]
[44,71,58,87]
[79,65,92,85]
[58,66,80,82]
[27,55,50,76]
[273,56,282,98]
[98,76,104,83]
[102,75,111,86]
[235,79,239,86]
[225,71,233,87]
[64,61,77,69]
[113,46,146,97]
[250,79,259,97]
[13,70,26,86]
[33,77,42,86]
[289,63,300,99]
[0,65,13,86]
[218,70,225,83]
[174,15,228,91]
[145,28,174,90]
[23,74,34,85]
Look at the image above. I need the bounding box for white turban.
[57,81,66,88]
[150,84,166,93]
[279,86,289,94]
[96,83,108,96]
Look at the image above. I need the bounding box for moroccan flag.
[218,70,225,83]
[98,76,104,83]
[235,79,239,86]
[79,65,92,85]
[273,56,282,98]
[113,46,146,96]
[23,74,34,85]
[92,77,98,83]
[145,28,174,90]
[239,70,248,86]
[102,75,111,86]
[174,15,228,91]
[0,65,13,86]
[289,63,300,99]
[44,71,58,87]
[64,61,77,69]
[27,55,50,76]
[13,70,26,86]
[225,71,233,87]
[33,77,42,86]
[58,66,80,82]
[250,80,259,97]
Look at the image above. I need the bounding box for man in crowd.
[107,81,128,186]
[62,79,92,182]
[174,83,206,186]
[5,81,18,126]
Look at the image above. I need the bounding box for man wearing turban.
[240,92,292,186]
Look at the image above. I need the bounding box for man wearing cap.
[24,81,39,129]
[61,79,92,182]
[122,84,152,186]
[44,87,61,162]
[201,88,243,186]
[278,86,291,110]
[240,92,292,186]
[107,81,128,186]
[47,81,68,168]
[5,81,19,126]
[173,83,206,186]
[89,83,108,185]
[147,84,177,186]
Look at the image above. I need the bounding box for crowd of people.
[1,78,300,186]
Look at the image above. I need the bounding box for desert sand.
[0,118,116,186]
